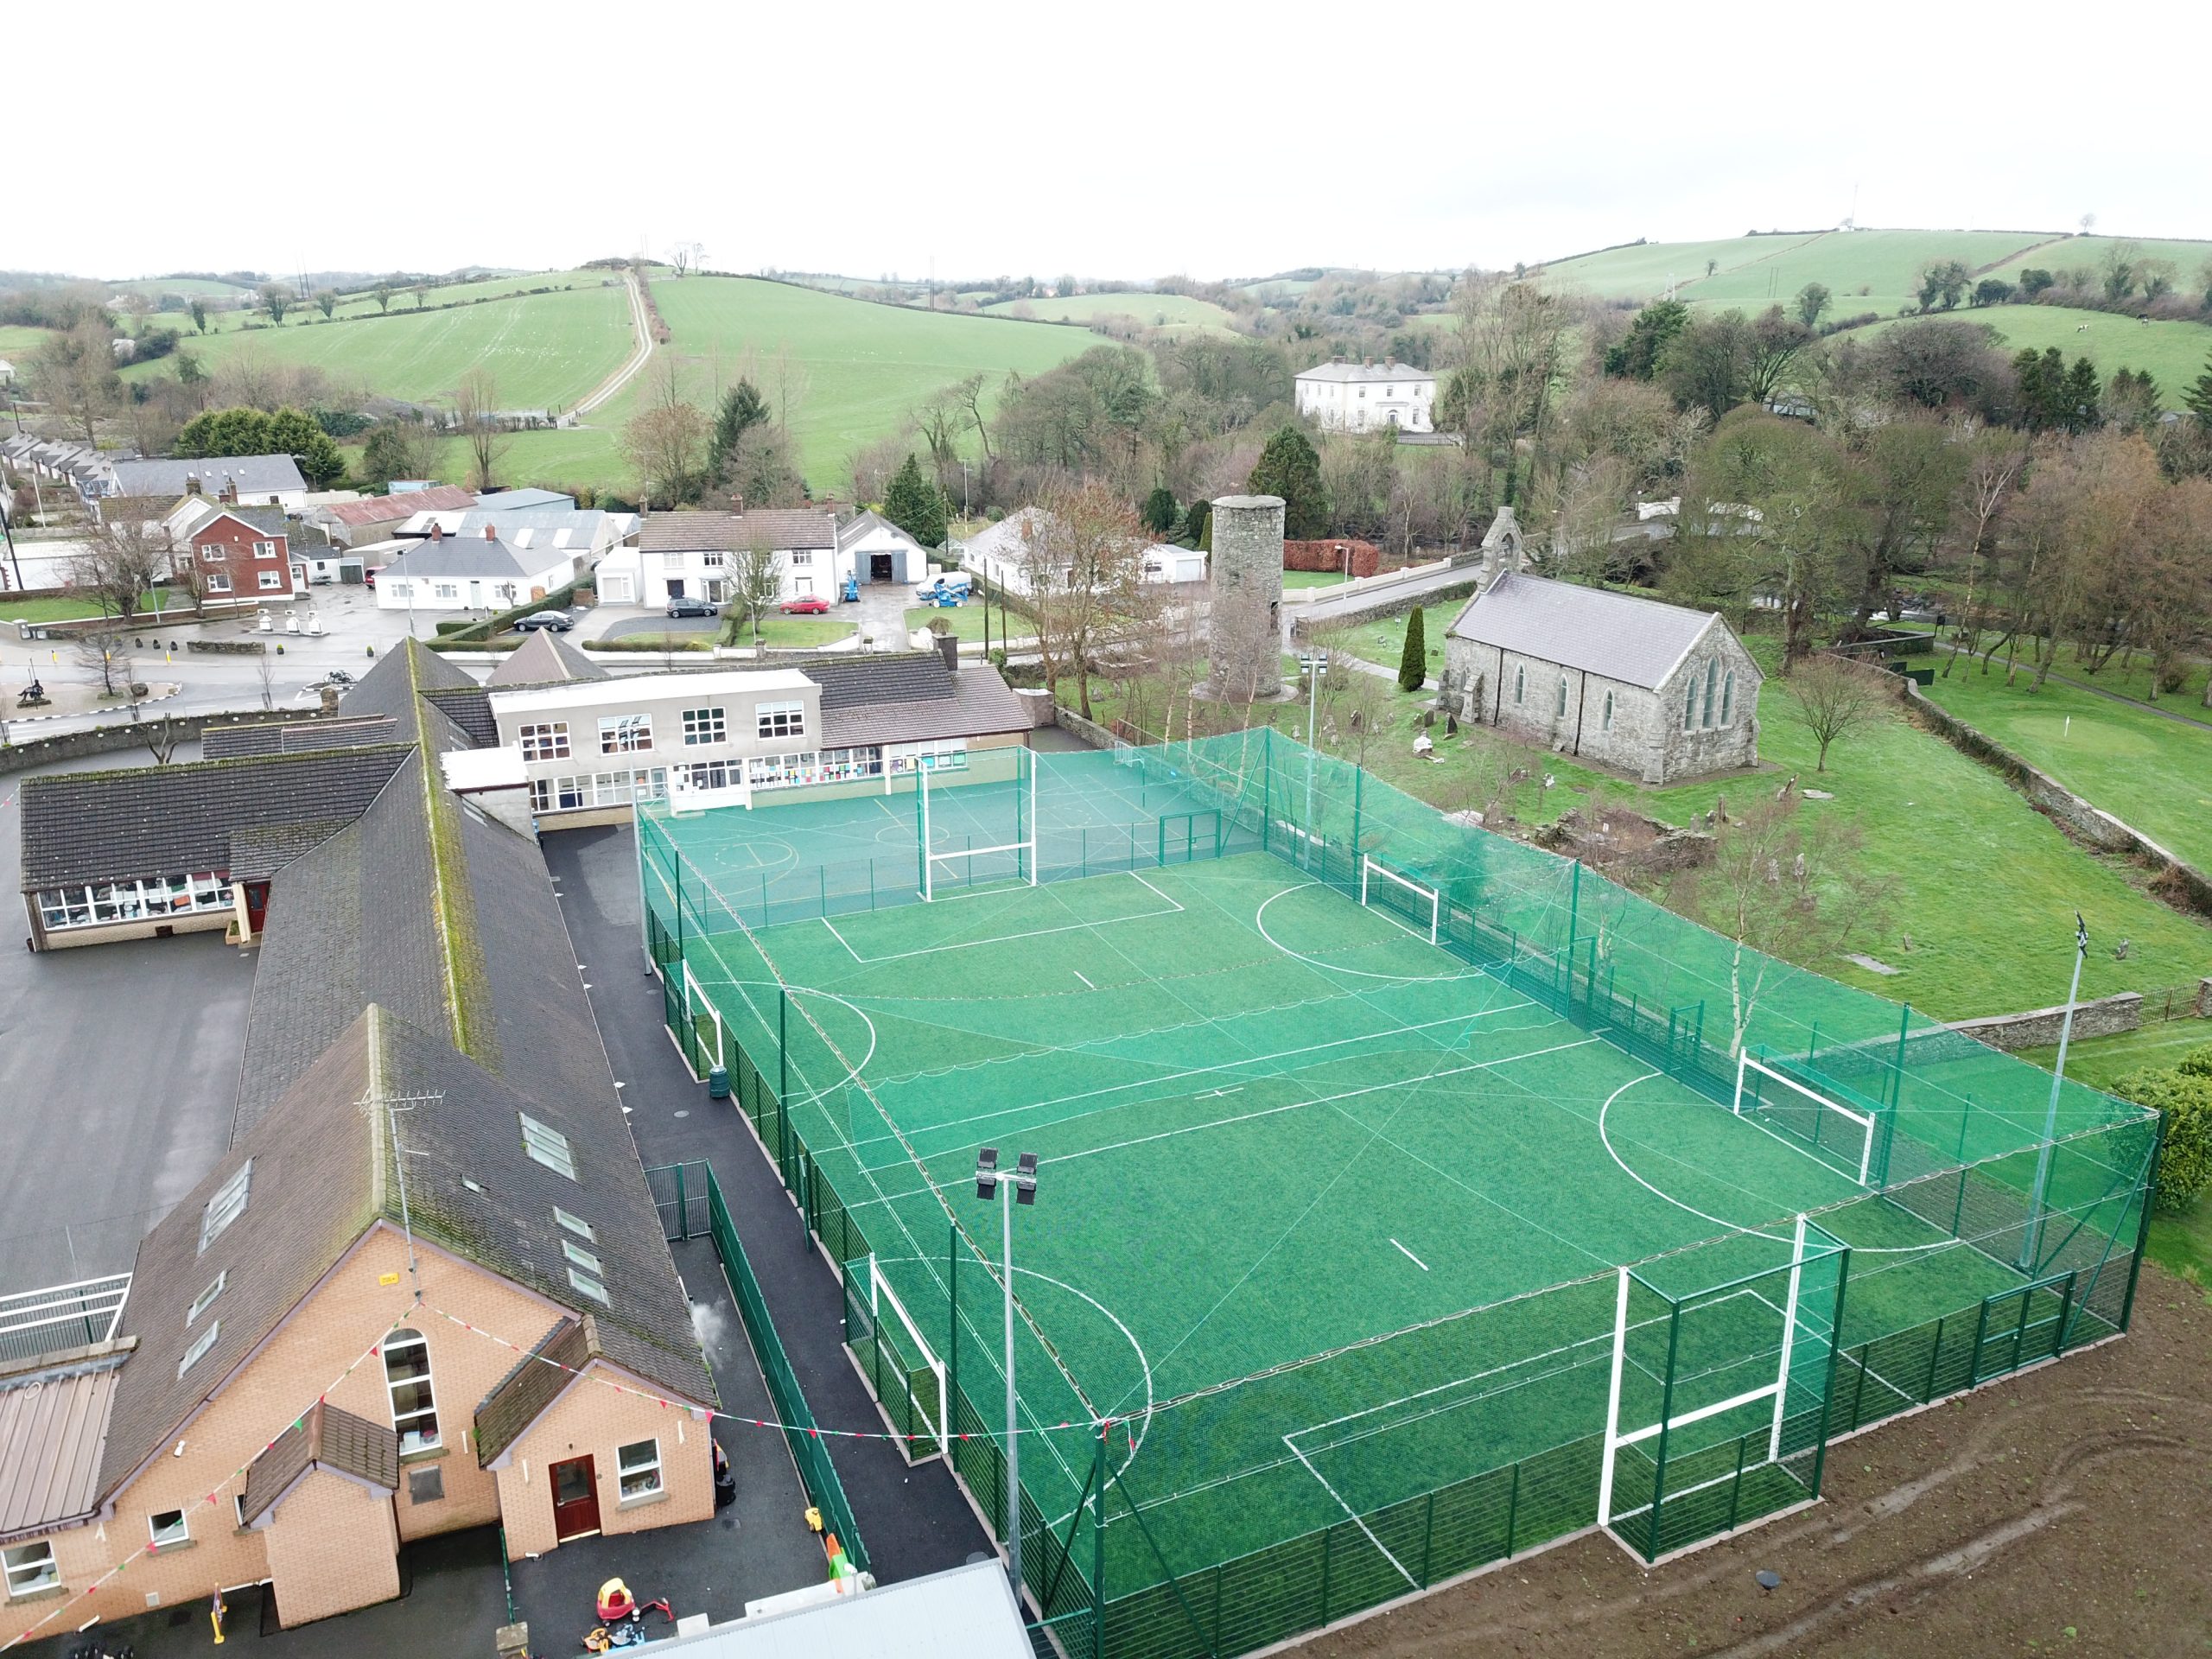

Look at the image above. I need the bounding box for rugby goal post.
[867,1255,950,1453]
[918,753,1038,900]
[1734,1051,1878,1187]
[1360,855,1440,945]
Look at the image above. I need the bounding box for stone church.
[1439,509,1761,785]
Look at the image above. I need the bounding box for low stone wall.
[1903,680,2212,922]
[0,709,321,777]
[1950,992,2144,1052]
[1052,705,1122,750]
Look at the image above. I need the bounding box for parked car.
[666,595,719,619]
[780,594,831,615]
[513,608,575,632]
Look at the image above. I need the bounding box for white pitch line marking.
[1074,970,1096,989]
[1390,1238,1429,1271]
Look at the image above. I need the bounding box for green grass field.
[1980,234,2212,289]
[0,588,184,623]
[1281,569,1350,591]
[1833,304,2212,409]
[719,615,854,649]
[112,270,616,338]
[1919,654,2212,871]
[124,282,633,411]
[486,275,1099,497]
[984,291,1237,335]
[0,323,54,361]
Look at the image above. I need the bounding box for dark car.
[666,595,719,619]
[512,608,575,632]
[780,594,831,615]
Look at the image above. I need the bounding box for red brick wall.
[194,516,294,599]
[1284,539,1379,579]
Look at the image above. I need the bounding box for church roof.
[1446,573,1726,691]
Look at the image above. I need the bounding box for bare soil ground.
[1311,1266,2212,1658]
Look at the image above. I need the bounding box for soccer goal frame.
[868,1254,950,1454]
[1734,1051,1878,1186]
[1361,855,1440,945]
[917,751,1037,901]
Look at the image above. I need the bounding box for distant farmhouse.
[1440,509,1761,784]
[1294,359,1436,435]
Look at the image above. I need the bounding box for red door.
[245,882,270,932]
[550,1456,601,1541]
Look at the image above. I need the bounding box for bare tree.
[1943,429,2027,673]
[953,372,997,464]
[1661,794,1889,1056]
[453,370,510,491]
[668,240,707,277]
[1019,483,1158,721]
[73,626,134,702]
[143,715,185,765]
[74,510,176,623]
[1783,654,1886,772]
[255,646,276,710]
[767,345,810,430]
[33,318,123,445]
[622,361,710,505]
[727,539,782,651]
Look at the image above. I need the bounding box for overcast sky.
[18,0,2202,285]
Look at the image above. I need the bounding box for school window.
[757,701,804,740]
[200,1160,251,1252]
[682,707,726,747]
[149,1510,189,1548]
[563,1239,603,1275]
[519,1112,576,1179]
[617,1439,663,1500]
[178,1321,219,1377]
[1601,690,1615,732]
[384,1328,440,1453]
[518,722,570,761]
[1684,683,1697,730]
[1512,665,1525,704]
[188,1271,226,1325]
[3,1543,58,1599]
[569,1267,610,1305]
[555,1208,594,1240]
[600,714,652,754]
[1720,671,1734,726]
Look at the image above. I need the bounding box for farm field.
[1538,233,1827,299]
[122,282,633,412]
[1834,305,2212,408]
[487,275,1098,497]
[1981,232,2212,289]
[111,270,614,336]
[1541,229,2062,315]
[0,323,51,360]
[983,290,1237,334]
[1918,651,2212,871]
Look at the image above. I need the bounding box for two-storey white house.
[1294,360,1436,434]
[594,510,927,608]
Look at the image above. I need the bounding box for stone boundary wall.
[1950,992,2145,1052]
[0,709,324,777]
[1902,680,2212,922]
[1052,705,1122,750]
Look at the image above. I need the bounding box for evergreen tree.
[1603,299,1690,379]
[1397,605,1428,693]
[709,379,771,484]
[2061,355,2103,433]
[175,406,273,457]
[1184,498,1211,550]
[1247,425,1330,539]
[1141,486,1178,536]
[267,406,344,486]
[2187,353,2212,432]
[883,453,948,549]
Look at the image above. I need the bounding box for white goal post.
[1360,855,1440,945]
[868,1255,950,1453]
[1733,1052,1878,1186]
[918,756,1037,900]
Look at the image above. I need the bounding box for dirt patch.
[1308,1265,2212,1659]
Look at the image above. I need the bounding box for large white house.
[1294,360,1436,434]
[594,509,927,608]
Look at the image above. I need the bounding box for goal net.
[1734,1050,1879,1186]
[862,1255,949,1456]
[1361,855,1440,945]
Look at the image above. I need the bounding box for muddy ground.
[1312,1266,2211,1658]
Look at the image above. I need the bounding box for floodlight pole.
[2021,914,2088,1272]
[975,1148,1038,1605]
[1300,651,1326,869]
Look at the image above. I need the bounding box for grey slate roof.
[474,1319,589,1465]
[1444,571,1721,691]
[203,715,402,759]
[1294,359,1433,384]
[239,1401,397,1525]
[379,534,539,582]
[422,684,498,747]
[638,509,835,552]
[17,747,412,891]
[805,652,956,710]
[834,509,923,555]
[108,454,306,499]
[488,630,608,687]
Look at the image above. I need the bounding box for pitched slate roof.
[1444,571,1723,691]
[17,746,412,892]
[422,685,499,747]
[203,715,402,760]
[489,630,608,688]
[239,1401,397,1525]
[805,652,956,710]
[0,1358,122,1542]
[108,455,306,499]
[818,665,1033,748]
[835,509,924,555]
[474,1319,590,1465]
[379,534,542,582]
[1294,359,1433,384]
[638,509,835,552]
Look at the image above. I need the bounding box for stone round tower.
[1198,493,1287,701]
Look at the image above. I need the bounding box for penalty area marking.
[818,869,1185,964]
[1390,1237,1429,1271]
[1255,883,1497,986]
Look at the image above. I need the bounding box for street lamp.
[974,1147,1037,1601]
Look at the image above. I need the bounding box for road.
[1290,558,1480,630]
[573,269,656,417]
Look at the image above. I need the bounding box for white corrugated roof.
[1446,572,1721,690]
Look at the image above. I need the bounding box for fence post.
[1891,1003,1911,1110]
[2054,1269,2080,1355]
[947,1223,959,1423]
[1923,1316,1945,1403]
[1319,1521,1333,1626]
[1091,1423,1107,1647]
[1419,1490,1436,1586]
[1806,1249,1853,1502]
[1503,1459,1520,1557]
[1967,1294,1994,1387]
[1644,1300,1683,1562]
[1725,1433,1747,1533]
[675,1163,687,1241]
[2120,1112,2166,1332]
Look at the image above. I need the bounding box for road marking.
[1073,969,1095,989]
[1390,1237,1429,1271]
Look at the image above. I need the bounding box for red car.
[780,594,831,614]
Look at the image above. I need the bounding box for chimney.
[934,632,958,674]
[185,474,202,496]
[432,522,444,541]
[219,479,237,505]
[482,523,497,540]
[319,684,340,715]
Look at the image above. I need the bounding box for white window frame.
[205,571,232,593]
[599,713,652,755]
[563,1239,603,1274]
[518,721,571,762]
[200,543,226,562]
[188,1271,226,1325]
[148,1510,189,1549]
[756,700,804,740]
[519,1111,577,1179]
[384,1327,440,1454]
[257,569,283,590]
[569,1266,609,1305]
[200,1160,251,1253]
[252,540,277,558]
[616,1438,663,1501]
[433,582,460,601]
[178,1319,220,1378]
[555,1207,594,1240]
[4,1541,59,1599]
[702,550,725,569]
[681,707,726,747]
[789,550,812,567]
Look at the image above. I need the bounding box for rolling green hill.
[480,276,1100,497]
[1835,304,2212,406]
[984,291,1236,334]
[118,270,618,338]
[1981,233,2212,290]
[1541,229,2062,315]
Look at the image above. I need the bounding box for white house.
[104,454,310,511]
[836,510,930,588]
[1294,360,1436,434]
[372,523,590,613]
[955,507,1205,598]
[596,509,919,607]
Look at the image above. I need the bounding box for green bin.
[708,1065,730,1100]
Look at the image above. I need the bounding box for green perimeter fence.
[642,1160,868,1576]
[634,732,2158,1659]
